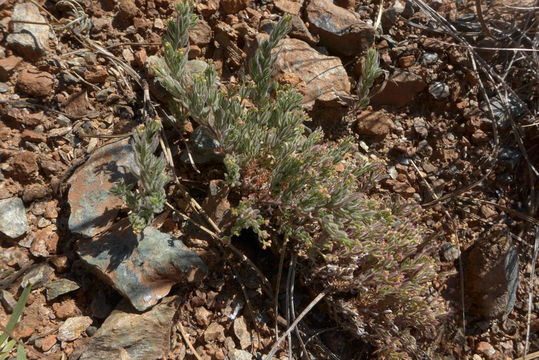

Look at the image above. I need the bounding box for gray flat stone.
[45,279,80,301]
[0,197,29,239]
[68,138,137,238]
[77,220,207,311]
[21,263,54,289]
[79,298,177,360]
[0,290,17,313]
[6,3,50,60]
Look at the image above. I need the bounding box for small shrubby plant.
[110,120,169,233]
[355,49,384,110]
[152,1,441,356]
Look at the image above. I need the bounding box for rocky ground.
[0,0,538,359]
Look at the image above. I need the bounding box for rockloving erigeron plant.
[146,1,442,356]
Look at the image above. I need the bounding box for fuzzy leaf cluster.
[356,49,384,110]
[110,120,169,232]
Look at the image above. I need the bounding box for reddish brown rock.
[53,299,81,319]
[39,156,66,178]
[335,0,355,8]
[355,110,395,136]
[23,112,47,127]
[197,0,220,17]
[221,0,250,14]
[274,0,302,14]
[305,0,374,56]
[204,322,225,342]
[118,0,138,18]
[398,54,416,68]
[0,56,23,81]
[84,66,108,84]
[3,108,45,128]
[464,225,519,319]
[41,334,57,352]
[44,200,59,219]
[289,15,318,45]
[64,91,90,118]
[30,228,50,257]
[68,138,136,237]
[371,70,426,107]
[9,151,39,180]
[271,37,350,108]
[22,183,50,202]
[12,322,36,339]
[134,49,148,68]
[189,19,212,46]
[194,306,212,326]
[21,129,46,143]
[476,341,496,358]
[50,256,70,273]
[17,68,54,97]
[0,125,11,142]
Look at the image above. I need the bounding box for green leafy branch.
[0,285,31,360]
[110,120,170,232]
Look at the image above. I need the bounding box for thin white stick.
[524,227,539,356]
[263,289,328,360]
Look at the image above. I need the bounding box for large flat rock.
[271,37,351,109]
[6,3,50,60]
[79,298,178,360]
[68,138,136,238]
[77,220,207,311]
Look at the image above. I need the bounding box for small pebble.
[429,81,450,100]
[421,52,438,65]
[441,244,461,262]
[0,290,17,313]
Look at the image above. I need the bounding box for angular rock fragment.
[305,0,375,56]
[371,70,426,107]
[45,279,80,301]
[221,0,251,14]
[429,81,450,100]
[229,349,253,360]
[204,322,225,342]
[57,316,93,342]
[0,197,29,239]
[0,290,17,313]
[274,0,302,15]
[68,138,137,238]
[355,109,395,136]
[79,298,177,360]
[464,226,519,319]
[77,220,207,311]
[233,316,251,349]
[16,68,54,97]
[289,15,318,45]
[189,19,212,46]
[6,3,50,60]
[0,56,22,81]
[21,263,54,289]
[271,37,351,109]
